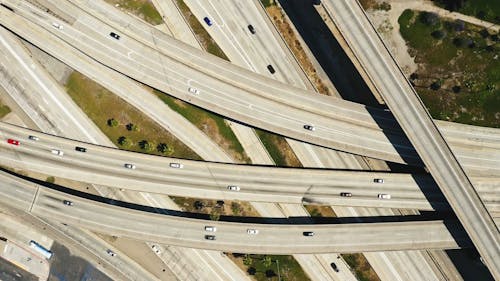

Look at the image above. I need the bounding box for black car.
[63,200,73,206]
[205,235,216,240]
[267,64,276,74]
[330,262,339,272]
[248,24,256,34]
[110,32,120,40]
[75,146,87,152]
[303,231,314,237]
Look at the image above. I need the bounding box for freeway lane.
[1,122,499,215]
[0,0,498,171]
[322,0,500,278]
[0,171,469,254]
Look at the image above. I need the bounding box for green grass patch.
[45,176,55,183]
[230,254,310,281]
[0,104,11,119]
[255,129,302,167]
[175,0,229,61]
[105,0,163,25]
[459,0,499,23]
[65,71,200,160]
[154,91,250,163]
[399,10,500,127]
[342,253,380,281]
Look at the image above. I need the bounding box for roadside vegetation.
[105,0,163,25]
[359,0,391,11]
[255,129,301,167]
[433,0,500,24]
[399,9,499,127]
[0,103,11,119]
[65,71,200,159]
[154,91,250,163]
[342,254,381,281]
[175,0,229,60]
[304,205,336,217]
[170,197,259,218]
[229,254,311,281]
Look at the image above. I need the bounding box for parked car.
[109,32,120,40]
[247,24,256,34]
[378,194,391,199]
[7,139,19,146]
[203,17,213,26]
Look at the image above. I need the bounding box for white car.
[52,22,63,30]
[51,149,64,156]
[247,229,259,235]
[151,245,161,254]
[28,135,39,141]
[227,185,240,191]
[188,87,199,95]
[169,162,184,168]
[205,226,217,232]
[124,163,136,169]
[106,249,117,257]
[378,194,391,199]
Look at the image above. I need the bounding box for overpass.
[0,0,498,172]
[321,0,500,278]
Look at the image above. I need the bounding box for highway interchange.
[0,0,498,280]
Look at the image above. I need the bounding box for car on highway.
[28,135,39,141]
[109,32,120,40]
[227,185,240,191]
[7,139,20,146]
[378,194,391,199]
[340,192,352,197]
[62,200,73,206]
[188,87,199,95]
[330,262,339,272]
[247,229,259,235]
[51,149,64,156]
[151,244,161,254]
[248,24,256,34]
[169,162,183,169]
[205,226,217,232]
[205,235,216,240]
[267,64,276,74]
[373,178,384,183]
[124,163,136,169]
[75,146,87,152]
[303,231,314,237]
[106,249,117,257]
[303,124,315,131]
[52,22,63,30]
[203,17,213,26]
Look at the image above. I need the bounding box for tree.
[157,143,168,154]
[477,10,487,20]
[261,256,272,268]
[139,140,153,151]
[479,28,490,38]
[452,85,461,93]
[247,267,256,275]
[126,123,138,131]
[453,37,466,47]
[431,30,447,40]
[420,12,440,26]
[117,136,131,147]
[209,210,220,221]
[430,81,442,90]
[231,202,241,215]
[194,200,205,210]
[107,118,118,127]
[409,72,419,80]
[453,19,465,32]
[243,254,253,266]
[265,270,277,278]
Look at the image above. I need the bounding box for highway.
[2,121,499,217]
[321,0,500,278]
[0,0,498,171]
[0,171,470,253]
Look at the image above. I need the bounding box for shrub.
[126,123,138,131]
[107,118,118,127]
[247,267,256,275]
[453,19,465,32]
[265,270,276,278]
[46,176,55,183]
[431,30,447,39]
[453,37,466,47]
[420,12,440,26]
[430,81,442,90]
[410,72,419,80]
[139,140,153,151]
[117,136,131,147]
[452,85,461,93]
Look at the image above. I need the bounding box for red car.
[7,139,20,146]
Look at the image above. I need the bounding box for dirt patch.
[304,205,336,217]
